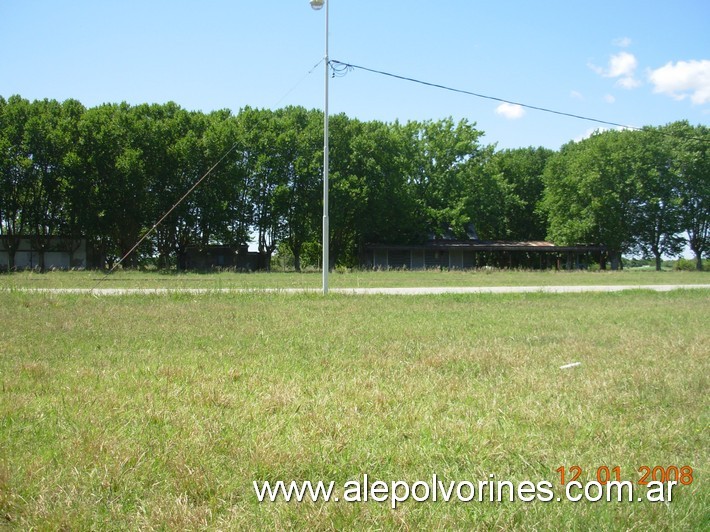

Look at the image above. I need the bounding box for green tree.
[76,103,148,268]
[238,107,288,270]
[0,95,32,270]
[56,98,88,267]
[406,118,488,239]
[487,147,553,240]
[128,102,202,269]
[326,112,362,267]
[338,118,420,264]
[272,107,321,271]
[324,116,424,267]
[354,120,423,247]
[202,109,251,253]
[462,160,510,240]
[542,130,639,269]
[662,121,709,270]
[170,111,211,270]
[23,98,85,271]
[629,128,685,270]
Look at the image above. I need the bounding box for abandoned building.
[183,245,268,271]
[0,237,88,270]
[361,226,605,270]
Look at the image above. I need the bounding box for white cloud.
[570,90,584,100]
[588,51,641,89]
[588,62,604,76]
[495,102,525,119]
[607,52,637,78]
[648,59,710,104]
[616,76,641,89]
[612,37,632,48]
[604,94,616,104]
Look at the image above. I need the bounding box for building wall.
[184,246,268,271]
[363,246,600,270]
[0,238,87,270]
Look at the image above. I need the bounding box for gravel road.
[6,284,710,296]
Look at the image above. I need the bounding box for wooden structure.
[362,240,605,270]
[183,245,268,271]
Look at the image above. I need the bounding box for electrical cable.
[330,59,710,144]
[274,59,324,107]
[91,56,708,289]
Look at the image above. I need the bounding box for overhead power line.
[274,58,324,108]
[330,59,710,144]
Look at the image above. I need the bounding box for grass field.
[0,274,708,529]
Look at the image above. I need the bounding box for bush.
[674,258,708,271]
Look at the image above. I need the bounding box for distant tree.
[126,102,200,269]
[233,107,284,270]
[325,116,424,267]
[487,146,553,240]
[0,95,32,270]
[542,130,640,269]
[170,112,210,270]
[202,109,251,253]
[336,120,423,263]
[272,107,321,271]
[461,160,510,240]
[628,128,685,270]
[56,98,88,266]
[326,113,365,267]
[406,117,488,239]
[354,119,423,248]
[23,98,82,271]
[76,103,148,268]
[662,121,709,270]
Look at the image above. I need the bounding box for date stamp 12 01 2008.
[556,465,694,486]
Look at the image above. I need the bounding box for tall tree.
[406,118,488,239]
[202,109,251,253]
[76,103,148,268]
[129,102,200,269]
[487,147,553,240]
[0,96,32,270]
[326,112,361,267]
[272,106,321,271]
[543,130,639,269]
[662,121,709,270]
[23,98,82,271]
[354,119,423,248]
[238,107,287,270]
[629,128,684,270]
[461,160,510,240]
[56,98,88,267]
[170,111,210,270]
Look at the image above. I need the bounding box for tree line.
[0,94,707,271]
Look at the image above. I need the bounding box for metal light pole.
[310,0,329,294]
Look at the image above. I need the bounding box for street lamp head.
[310,0,324,10]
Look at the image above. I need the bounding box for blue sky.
[1,0,709,150]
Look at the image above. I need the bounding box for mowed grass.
[0,289,708,529]
[1,267,708,290]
